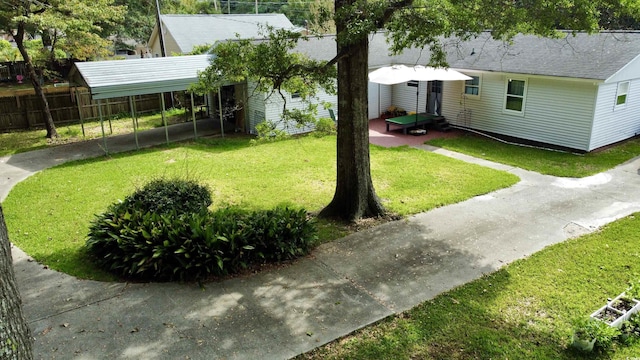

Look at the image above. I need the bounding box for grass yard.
[0,109,186,157]
[299,213,640,359]
[427,133,640,178]
[2,135,518,280]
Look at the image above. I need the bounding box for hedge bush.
[125,178,212,215]
[86,181,317,281]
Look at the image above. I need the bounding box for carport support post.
[106,98,113,134]
[129,96,139,150]
[217,87,224,137]
[160,93,169,144]
[97,99,108,155]
[74,87,85,138]
[190,92,197,139]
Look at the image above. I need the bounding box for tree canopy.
[0,0,124,138]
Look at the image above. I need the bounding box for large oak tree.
[197,0,639,221]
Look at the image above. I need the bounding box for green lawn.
[299,213,640,359]
[427,133,640,178]
[2,135,518,280]
[0,109,186,157]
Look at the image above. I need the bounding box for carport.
[69,55,229,154]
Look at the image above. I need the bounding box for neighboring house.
[148,14,295,56]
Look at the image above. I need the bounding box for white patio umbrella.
[368,65,472,126]
[368,64,472,84]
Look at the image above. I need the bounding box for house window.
[504,79,527,113]
[464,76,480,96]
[616,81,630,106]
[291,92,301,100]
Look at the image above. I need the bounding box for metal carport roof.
[69,54,215,100]
[68,54,226,155]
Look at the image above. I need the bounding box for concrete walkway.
[3,125,640,359]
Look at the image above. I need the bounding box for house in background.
[438,32,640,152]
[147,14,296,56]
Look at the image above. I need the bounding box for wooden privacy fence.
[0,87,162,132]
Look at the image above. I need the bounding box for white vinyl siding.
[444,73,597,151]
[391,81,428,114]
[246,81,267,135]
[258,84,337,135]
[379,84,393,116]
[590,79,640,150]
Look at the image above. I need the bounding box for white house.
[369,31,640,152]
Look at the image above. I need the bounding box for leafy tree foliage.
[0,0,124,138]
[598,0,640,29]
[193,27,337,133]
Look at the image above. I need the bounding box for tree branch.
[377,0,415,27]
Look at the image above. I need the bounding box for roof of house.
[444,31,640,81]
[156,14,295,54]
[294,31,640,82]
[69,55,215,99]
[72,31,640,100]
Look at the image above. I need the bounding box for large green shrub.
[125,178,212,215]
[86,182,317,281]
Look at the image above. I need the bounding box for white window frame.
[464,75,481,97]
[615,81,630,108]
[503,78,527,115]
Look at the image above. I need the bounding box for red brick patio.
[368,117,462,147]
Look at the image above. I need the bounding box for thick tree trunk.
[0,205,33,359]
[319,8,385,221]
[15,22,58,139]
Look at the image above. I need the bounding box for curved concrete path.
[3,126,640,359]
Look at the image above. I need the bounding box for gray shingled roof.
[444,32,640,80]
[161,14,295,54]
[72,31,640,100]
[294,31,640,81]
[69,55,215,99]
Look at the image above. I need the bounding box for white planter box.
[590,292,640,328]
[608,292,640,323]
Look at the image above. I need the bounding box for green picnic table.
[385,113,441,134]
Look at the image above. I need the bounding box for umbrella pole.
[415,85,419,127]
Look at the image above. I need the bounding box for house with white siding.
[438,32,640,152]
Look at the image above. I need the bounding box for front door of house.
[427,81,443,115]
